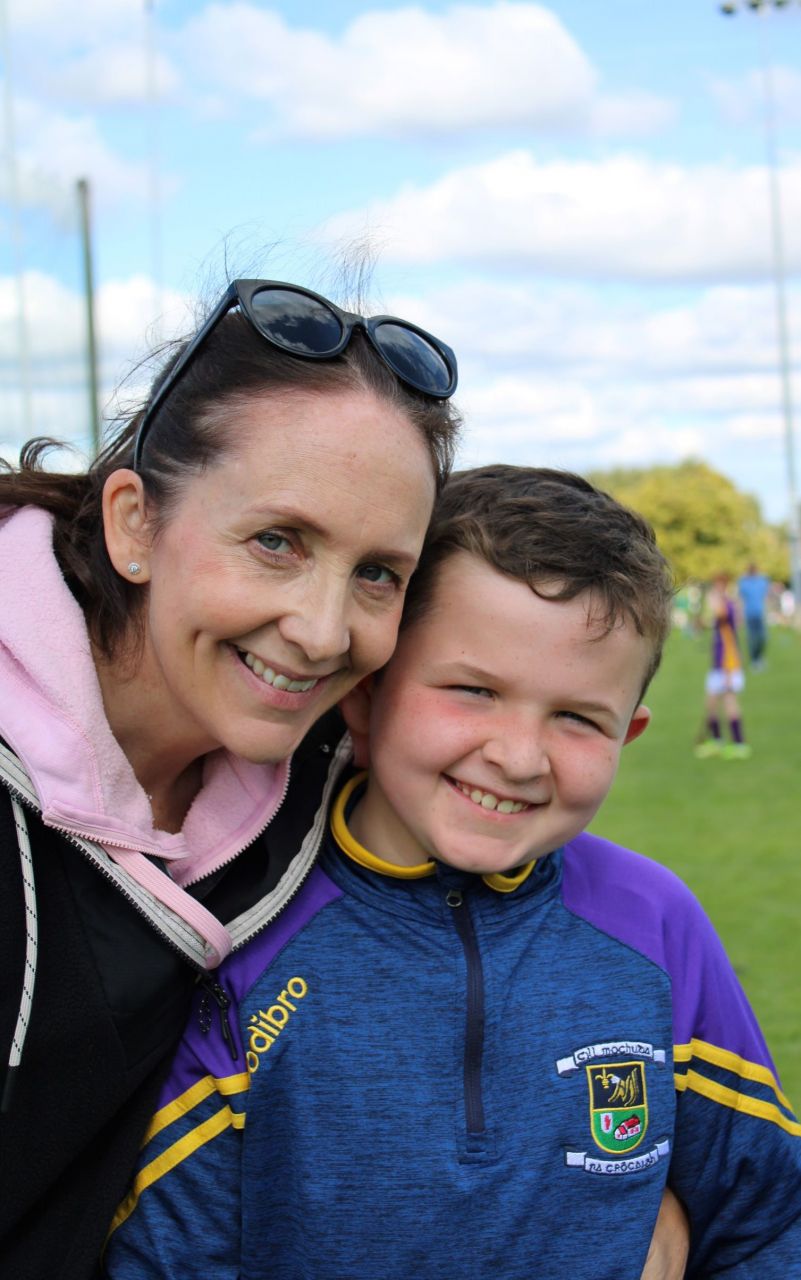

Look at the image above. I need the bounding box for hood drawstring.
[2,797,38,1113]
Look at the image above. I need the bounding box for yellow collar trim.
[331,771,537,891]
[483,862,537,893]
[332,772,436,879]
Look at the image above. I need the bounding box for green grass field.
[589,622,801,1107]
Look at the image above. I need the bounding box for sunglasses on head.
[132,279,458,470]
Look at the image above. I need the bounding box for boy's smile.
[343,550,651,875]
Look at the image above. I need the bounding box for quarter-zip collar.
[329,770,557,906]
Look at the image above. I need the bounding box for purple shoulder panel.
[157,866,342,1105]
[562,832,775,1072]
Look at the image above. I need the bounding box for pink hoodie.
[0,505,290,965]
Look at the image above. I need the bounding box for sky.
[2,0,801,523]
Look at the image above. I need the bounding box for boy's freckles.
[347,550,651,875]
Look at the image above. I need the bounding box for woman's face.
[132,387,436,765]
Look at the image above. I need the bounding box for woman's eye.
[358,563,399,587]
[257,531,293,555]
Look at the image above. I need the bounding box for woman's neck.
[92,642,214,834]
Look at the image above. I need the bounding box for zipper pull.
[198,976,239,1062]
[446,888,464,908]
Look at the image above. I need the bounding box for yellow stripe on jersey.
[144,1070,251,1143]
[674,1037,793,1112]
[675,1069,801,1136]
[108,1102,246,1237]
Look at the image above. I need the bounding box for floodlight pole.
[77,178,101,457]
[720,0,801,610]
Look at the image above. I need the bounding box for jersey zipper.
[446,887,487,1150]
[198,975,239,1061]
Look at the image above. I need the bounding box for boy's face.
[342,551,651,876]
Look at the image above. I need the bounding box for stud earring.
[127,562,142,576]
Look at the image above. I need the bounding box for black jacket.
[0,713,347,1280]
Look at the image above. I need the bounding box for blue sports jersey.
[104,777,801,1279]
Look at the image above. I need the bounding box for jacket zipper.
[181,760,293,889]
[225,735,353,954]
[446,887,487,1145]
[198,975,239,1061]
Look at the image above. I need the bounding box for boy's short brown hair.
[403,465,675,696]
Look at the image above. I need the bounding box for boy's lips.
[446,775,537,815]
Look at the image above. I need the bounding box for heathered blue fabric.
[105,826,801,1279]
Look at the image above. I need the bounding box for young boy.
[104,467,801,1279]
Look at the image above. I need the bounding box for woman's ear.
[339,677,376,768]
[102,469,152,582]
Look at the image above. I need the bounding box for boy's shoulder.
[560,831,711,972]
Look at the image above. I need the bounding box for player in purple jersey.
[695,572,751,760]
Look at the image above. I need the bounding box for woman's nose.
[277,576,351,666]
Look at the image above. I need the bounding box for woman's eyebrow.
[243,502,421,570]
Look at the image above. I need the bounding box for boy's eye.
[257,530,293,555]
[558,710,597,729]
[451,684,493,699]
[358,563,400,587]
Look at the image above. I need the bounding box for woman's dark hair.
[402,465,675,698]
[0,303,461,657]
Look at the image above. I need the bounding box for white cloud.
[46,46,180,109]
[0,92,157,223]
[178,2,670,142]
[3,0,180,109]
[589,91,676,139]
[710,65,801,129]
[402,274,801,519]
[322,149,801,281]
[0,272,189,451]
[4,0,144,45]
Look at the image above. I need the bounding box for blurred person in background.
[695,572,750,761]
[737,562,770,670]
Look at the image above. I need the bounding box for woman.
[0,279,461,1280]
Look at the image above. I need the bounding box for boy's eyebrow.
[430,661,498,684]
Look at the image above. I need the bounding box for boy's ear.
[339,676,376,768]
[623,704,651,746]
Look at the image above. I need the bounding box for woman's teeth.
[242,651,318,693]
[454,780,527,814]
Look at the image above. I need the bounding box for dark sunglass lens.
[373,321,453,395]
[249,287,343,355]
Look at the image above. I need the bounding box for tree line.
[588,460,789,588]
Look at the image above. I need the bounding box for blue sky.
[2,0,801,523]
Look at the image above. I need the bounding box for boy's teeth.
[242,651,317,693]
[456,781,526,813]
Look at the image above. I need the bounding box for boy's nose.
[481,723,550,783]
